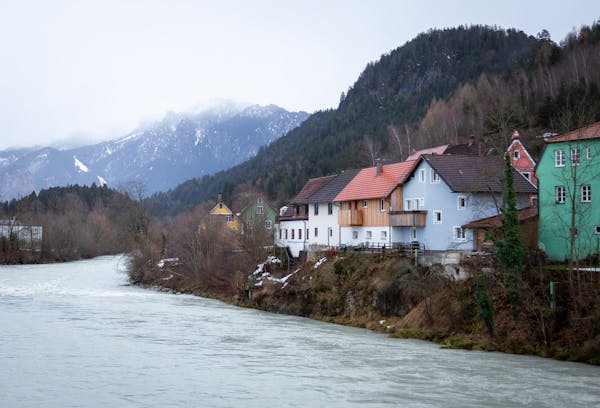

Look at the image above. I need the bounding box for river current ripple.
[0,256,598,407]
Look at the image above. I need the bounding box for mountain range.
[0,103,308,200]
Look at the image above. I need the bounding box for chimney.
[218,193,222,202]
[375,158,383,176]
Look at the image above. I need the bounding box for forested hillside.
[148,22,599,214]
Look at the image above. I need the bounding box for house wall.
[508,139,538,185]
[275,219,309,257]
[401,160,531,251]
[307,202,341,248]
[340,226,393,247]
[538,139,600,261]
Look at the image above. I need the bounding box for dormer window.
[256,205,264,215]
[257,197,263,204]
[513,150,520,160]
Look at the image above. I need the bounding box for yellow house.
[208,194,241,232]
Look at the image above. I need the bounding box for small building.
[463,206,538,252]
[0,219,43,252]
[507,130,538,186]
[208,194,241,232]
[537,122,600,261]
[238,195,277,236]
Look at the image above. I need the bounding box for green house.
[537,122,600,261]
[238,195,277,237]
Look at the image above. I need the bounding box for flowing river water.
[0,256,598,407]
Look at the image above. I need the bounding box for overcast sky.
[0,1,597,150]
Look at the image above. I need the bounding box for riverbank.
[132,251,600,366]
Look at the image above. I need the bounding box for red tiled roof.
[334,161,418,202]
[463,206,538,229]
[406,145,449,161]
[546,121,600,143]
[292,175,337,203]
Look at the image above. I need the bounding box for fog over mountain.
[0,102,308,200]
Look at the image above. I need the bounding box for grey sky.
[0,0,597,150]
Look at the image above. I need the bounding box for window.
[285,229,288,239]
[363,200,368,208]
[278,229,282,239]
[314,228,318,237]
[265,220,272,229]
[431,170,441,183]
[256,205,264,215]
[366,231,372,240]
[291,229,295,240]
[457,195,467,210]
[314,203,319,216]
[405,199,412,211]
[555,149,565,167]
[298,229,302,240]
[418,169,426,183]
[586,147,592,160]
[329,228,333,237]
[521,172,531,180]
[219,203,223,209]
[418,197,425,209]
[433,210,442,224]
[257,197,263,204]
[225,215,232,222]
[513,150,520,160]
[245,220,252,230]
[381,230,387,240]
[410,227,417,241]
[352,230,358,239]
[582,185,591,203]
[571,148,581,166]
[380,199,385,212]
[595,226,600,235]
[328,202,333,215]
[555,186,566,204]
[306,229,309,239]
[453,226,466,242]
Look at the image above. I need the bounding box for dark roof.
[303,169,360,203]
[423,154,537,194]
[463,206,538,229]
[292,175,337,203]
[444,143,479,155]
[546,121,600,143]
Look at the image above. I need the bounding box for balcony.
[339,209,363,226]
[389,210,427,227]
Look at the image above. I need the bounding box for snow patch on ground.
[73,156,89,173]
[313,257,327,269]
[251,256,299,288]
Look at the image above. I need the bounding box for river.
[0,256,598,407]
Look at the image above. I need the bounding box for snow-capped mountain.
[0,103,308,199]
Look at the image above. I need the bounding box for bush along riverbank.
[133,248,600,366]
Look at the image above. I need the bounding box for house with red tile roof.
[333,159,418,247]
[507,131,537,186]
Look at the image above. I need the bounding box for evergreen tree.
[475,274,494,336]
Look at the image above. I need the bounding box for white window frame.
[366,231,372,240]
[513,150,520,160]
[257,197,263,204]
[405,199,412,211]
[595,226,600,235]
[328,227,333,237]
[457,195,467,210]
[571,148,581,166]
[265,220,272,229]
[418,169,426,183]
[328,202,333,215]
[586,147,592,160]
[225,215,232,222]
[256,205,264,215]
[381,230,387,240]
[410,227,417,241]
[352,230,358,239]
[555,186,565,204]
[581,184,591,203]
[555,149,565,167]
[431,169,441,184]
[313,203,319,215]
[363,200,368,208]
[418,197,425,209]
[453,226,466,242]
[380,199,385,212]
[433,210,442,224]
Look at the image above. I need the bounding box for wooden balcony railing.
[389,211,427,227]
[339,209,363,226]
